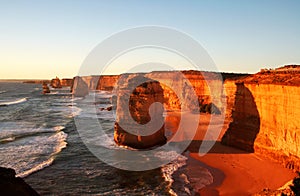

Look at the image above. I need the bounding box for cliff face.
[222,70,300,170]
[60,78,73,87]
[145,71,224,112]
[96,75,120,91]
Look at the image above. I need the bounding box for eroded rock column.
[114,75,167,149]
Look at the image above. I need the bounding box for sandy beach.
[166,112,297,195]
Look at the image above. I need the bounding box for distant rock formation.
[50,77,62,88]
[60,78,73,87]
[42,82,50,94]
[0,167,39,195]
[114,74,166,149]
[97,75,120,91]
[72,76,89,97]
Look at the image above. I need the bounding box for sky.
[0,0,300,79]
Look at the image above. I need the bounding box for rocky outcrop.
[50,77,62,88]
[0,167,39,195]
[114,74,166,149]
[42,82,50,94]
[222,68,300,170]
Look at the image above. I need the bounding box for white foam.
[17,131,68,178]
[157,151,188,196]
[0,136,16,143]
[53,125,65,132]
[0,127,68,178]
[0,90,6,94]
[0,97,27,106]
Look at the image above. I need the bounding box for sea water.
[0,81,212,195]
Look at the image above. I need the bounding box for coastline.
[186,142,296,195]
[165,112,297,195]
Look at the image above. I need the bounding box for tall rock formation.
[114,74,166,149]
[222,68,300,170]
[72,76,89,97]
[50,77,62,88]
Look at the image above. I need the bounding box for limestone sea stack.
[72,76,89,97]
[42,82,50,94]
[114,74,167,149]
[50,76,62,88]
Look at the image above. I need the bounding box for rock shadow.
[221,82,261,152]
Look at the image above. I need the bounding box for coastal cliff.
[70,65,300,170]
[97,75,120,91]
[222,67,300,170]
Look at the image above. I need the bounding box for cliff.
[71,66,300,168]
[222,68,300,170]
[96,75,120,91]
[60,78,73,87]
[144,71,224,113]
[112,71,226,148]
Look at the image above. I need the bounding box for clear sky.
[1,0,300,79]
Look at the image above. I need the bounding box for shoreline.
[165,112,297,195]
[185,142,296,195]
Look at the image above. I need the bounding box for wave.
[0,97,27,106]
[0,90,6,94]
[158,152,188,196]
[16,131,68,178]
[0,136,16,143]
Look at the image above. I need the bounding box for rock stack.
[114,74,167,149]
[50,77,62,88]
[42,82,50,94]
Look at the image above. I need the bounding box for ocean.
[0,81,212,195]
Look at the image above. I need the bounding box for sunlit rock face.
[222,68,300,170]
[114,74,167,149]
[96,75,120,91]
[145,71,223,113]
